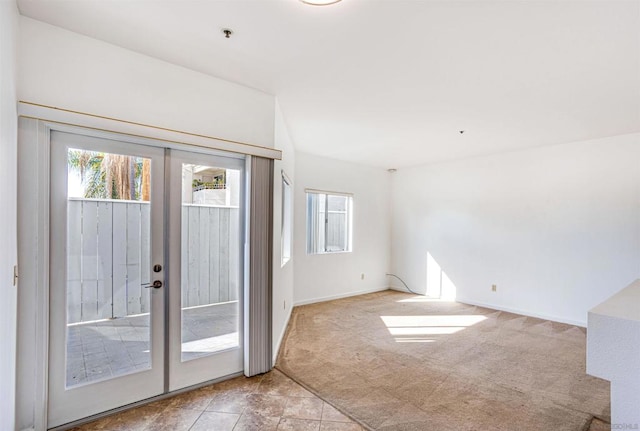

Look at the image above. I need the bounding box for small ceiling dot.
[222,28,234,39]
[459,130,465,134]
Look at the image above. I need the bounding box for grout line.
[274,366,372,431]
[185,409,206,431]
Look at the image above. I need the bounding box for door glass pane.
[181,163,241,361]
[66,149,152,387]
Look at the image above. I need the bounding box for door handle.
[144,280,163,289]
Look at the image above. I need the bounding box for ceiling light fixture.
[300,0,342,5]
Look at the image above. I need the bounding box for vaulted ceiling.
[17,0,640,168]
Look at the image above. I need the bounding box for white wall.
[18,17,275,148]
[293,152,391,305]
[0,1,18,429]
[16,16,278,430]
[391,133,640,326]
[272,100,295,361]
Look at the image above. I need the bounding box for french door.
[167,149,244,391]
[48,131,244,428]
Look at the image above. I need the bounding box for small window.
[306,190,353,254]
[281,172,292,266]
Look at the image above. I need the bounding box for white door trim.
[17,117,51,431]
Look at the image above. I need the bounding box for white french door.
[49,132,166,428]
[48,131,244,428]
[167,149,244,391]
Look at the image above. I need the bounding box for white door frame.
[16,105,277,430]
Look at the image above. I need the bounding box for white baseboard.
[456,297,586,328]
[294,286,389,307]
[388,285,427,295]
[273,305,293,364]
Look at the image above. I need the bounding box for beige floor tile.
[287,381,317,398]
[143,407,201,431]
[206,391,250,413]
[163,387,215,411]
[233,412,280,431]
[65,370,359,431]
[277,417,321,431]
[244,393,288,417]
[319,422,363,431]
[68,420,109,431]
[189,411,240,431]
[321,403,353,423]
[283,396,324,420]
[256,370,304,397]
[70,404,163,431]
[211,374,263,394]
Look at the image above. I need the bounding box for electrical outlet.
[361,273,365,280]
[492,284,497,292]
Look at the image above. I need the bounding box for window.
[306,190,352,254]
[281,171,292,266]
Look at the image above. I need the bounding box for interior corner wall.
[0,1,18,429]
[293,152,391,305]
[391,133,640,326]
[17,16,275,148]
[272,100,295,362]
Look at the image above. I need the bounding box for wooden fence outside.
[325,212,347,251]
[67,199,239,324]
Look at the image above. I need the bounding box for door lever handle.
[144,280,163,289]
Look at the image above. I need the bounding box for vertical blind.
[244,156,274,376]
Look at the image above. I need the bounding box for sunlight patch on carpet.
[380,315,487,342]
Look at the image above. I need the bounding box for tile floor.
[67,302,239,387]
[70,369,363,431]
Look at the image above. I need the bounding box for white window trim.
[305,188,353,198]
[281,171,292,267]
[305,189,353,255]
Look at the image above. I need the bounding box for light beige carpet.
[276,290,610,431]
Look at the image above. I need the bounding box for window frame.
[305,189,353,255]
[281,170,293,267]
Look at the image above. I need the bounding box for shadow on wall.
[426,252,457,300]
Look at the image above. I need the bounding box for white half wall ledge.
[587,279,640,428]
